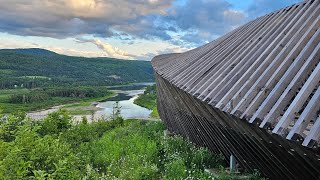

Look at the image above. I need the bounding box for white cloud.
[90,39,135,59]
[47,46,106,57]
[0,0,302,59]
[0,0,173,38]
[75,37,137,59]
[135,46,190,60]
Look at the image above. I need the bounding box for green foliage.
[59,119,122,150]
[0,112,26,142]
[111,101,124,126]
[161,135,223,179]
[45,86,111,98]
[0,110,263,179]
[8,86,112,104]
[88,120,223,179]
[0,87,114,113]
[0,116,82,179]
[246,169,266,180]
[9,91,49,104]
[163,158,187,179]
[81,116,88,124]
[0,50,154,89]
[134,85,159,118]
[37,109,72,136]
[91,120,164,179]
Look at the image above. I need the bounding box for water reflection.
[27,82,154,121]
[95,89,151,119]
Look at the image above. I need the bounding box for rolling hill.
[0,48,58,56]
[0,48,154,88]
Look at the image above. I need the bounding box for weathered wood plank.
[287,85,320,140]
[302,116,320,147]
[151,0,320,178]
[272,61,320,135]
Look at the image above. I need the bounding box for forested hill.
[0,49,154,88]
[0,48,58,56]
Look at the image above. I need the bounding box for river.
[27,82,154,122]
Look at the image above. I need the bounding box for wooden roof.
[152,0,320,148]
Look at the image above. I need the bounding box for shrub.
[161,135,224,179]
[0,119,82,179]
[37,109,72,136]
[89,121,161,179]
[0,112,26,142]
[0,110,230,179]
[163,158,187,179]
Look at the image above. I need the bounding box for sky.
[0,0,302,60]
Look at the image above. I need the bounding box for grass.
[0,88,115,114]
[0,89,30,101]
[20,76,51,79]
[106,83,154,91]
[0,89,31,113]
[0,83,154,116]
[60,91,116,115]
[134,85,159,118]
[0,110,265,179]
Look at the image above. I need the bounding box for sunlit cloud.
[75,37,136,59]
[0,0,302,59]
[89,39,135,59]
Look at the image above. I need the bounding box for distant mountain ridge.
[0,48,154,88]
[0,48,58,56]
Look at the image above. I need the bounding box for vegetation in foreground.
[0,109,263,179]
[134,85,159,118]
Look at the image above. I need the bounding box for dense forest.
[0,48,154,89]
[9,86,113,104]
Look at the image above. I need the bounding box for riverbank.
[26,83,154,122]
[134,84,159,118]
[0,87,115,114]
[24,91,116,122]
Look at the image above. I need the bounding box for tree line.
[9,87,112,104]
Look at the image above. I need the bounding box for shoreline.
[26,86,153,122]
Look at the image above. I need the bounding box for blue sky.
[0,0,301,60]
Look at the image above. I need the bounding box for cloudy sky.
[0,0,301,60]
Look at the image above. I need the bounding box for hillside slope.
[0,48,58,56]
[0,49,154,88]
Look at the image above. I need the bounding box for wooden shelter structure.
[152,0,320,179]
